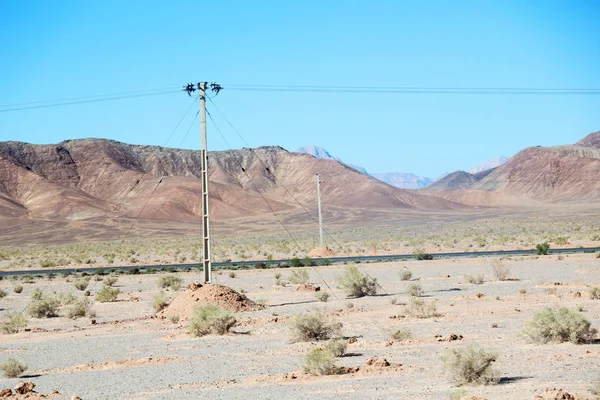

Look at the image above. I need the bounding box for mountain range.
[296,145,508,189]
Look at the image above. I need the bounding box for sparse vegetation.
[337,265,377,298]
[536,242,550,255]
[590,287,600,300]
[103,275,118,286]
[391,328,412,341]
[1,312,28,334]
[521,307,596,344]
[96,285,120,303]
[288,269,309,284]
[158,275,183,290]
[28,295,60,318]
[153,291,170,312]
[491,259,511,281]
[0,357,28,378]
[399,269,413,281]
[188,304,236,337]
[324,338,347,357]
[74,277,90,291]
[314,291,330,302]
[404,297,440,319]
[442,345,499,386]
[169,314,180,324]
[291,311,342,342]
[304,348,341,376]
[0,289,7,300]
[67,298,95,318]
[464,273,484,284]
[448,388,469,400]
[407,282,424,297]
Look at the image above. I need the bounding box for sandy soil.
[1,253,599,399]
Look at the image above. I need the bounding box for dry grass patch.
[464,274,484,284]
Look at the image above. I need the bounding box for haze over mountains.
[296,145,508,189]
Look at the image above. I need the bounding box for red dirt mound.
[308,246,336,258]
[157,283,259,321]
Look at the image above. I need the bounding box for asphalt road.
[1,246,599,277]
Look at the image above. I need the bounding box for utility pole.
[183,82,222,284]
[316,174,324,247]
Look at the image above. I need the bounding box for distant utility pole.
[316,174,324,247]
[183,82,222,283]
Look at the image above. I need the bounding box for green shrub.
[303,257,314,266]
[289,269,309,284]
[103,275,118,286]
[96,285,120,303]
[404,297,440,319]
[74,277,90,291]
[442,345,499,386]
[315,291,330,302]
[188,304,236,337]
[391,328,412,341]
[152,291,170,312]
[414,251,433,261]
[324,338,347,357]
[336,266,377,298]
[291,311,342,342]
[0,358,27,378]
[464,274,484,284]
[521,307,596,344]
[158,274,183,290]
[590,287,600,300]
[13,285,23,294]
[399,269,413,281]
[536,242,550,255]
[1,312,28,334]
[407,282,423,297]
[290,257,302,267]
[318,259,332,266]
[304,348,341,376]
[28,296,60,318]
[67,298,95,319]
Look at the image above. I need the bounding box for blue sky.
[1,0,599,177]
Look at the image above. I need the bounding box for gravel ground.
[1,253,599,399]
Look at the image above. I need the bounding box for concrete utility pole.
[316,174,324,247]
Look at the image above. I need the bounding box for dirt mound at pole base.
[157,283,259,321]
[308,246,336,258]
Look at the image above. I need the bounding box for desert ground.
[1,252,599,399]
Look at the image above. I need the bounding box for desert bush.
[0,358,27,378]
[399,269,413,281]
[315,291,330,302]
[404,297,440,319]
[391,328,412,341]
[152,291,170,312]
[74,277,90,291]
[158,275,183,290]
[169,314,180,324]
[554,236,569,245]
[337,266,377,298]
[67,298,95,318]
[345,301,354,309]
[96,286,120,303]
[536,242,550,255]
[304,348,341,376]
[188,304,236,337]
[0,289,6,300]
[103,275,118,286]
[590,287,600,300]
[58,292,78,305]
[414,250,433,261]
[289,269,309,284]
[324,338,347,357]
[13,285,23,294]
[491,259,511,281]
[448,388,469,400]
[303,256,315,266]
[407,282,423,297]
[519,288,527,295]
[290,257,302,267]
[28,296,60,318]
[318,259,332,266]
[228,271,236,278]
[1,312,28,334]
[291,311,342,342]
[31,288,43,300]
[274,272,282,280]
[442,344,499,386]
[521,307,596,344]
[464,274,484,284]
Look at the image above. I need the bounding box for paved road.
[1,246,598,277]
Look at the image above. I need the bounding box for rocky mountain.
[370,172,433,190]
[296,145,368,175]
[425,131,600,205]
[0,139,464,223]
[468,156,509,174]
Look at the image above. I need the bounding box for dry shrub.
[404,297,440,319]
[0,289,6,300]
[590,287,600,300]
[442,345,499,386]
[324,338,347,357]
[464,274,484,284]
[67,298,95,319]
[13,285,23,294]
[399,269,413,281]
[0,357,27,378]
[314,291,330,302]
[96,285,119,303]
[491,259,511,281]
[103,275,118,286]
[58,292,78,306]
[188,304,236,337]
[337,266,377,298]
[291,311,342,342]
[28,296,60,318]
[158,275,182,291]
[289,269,309,284]
[391,328,412,341]
[74,277,90,291]
[304,348,343,375]
[1,312,28,334]
[521,307,596,344]
[407,282,424,297]
[153,291,170,312]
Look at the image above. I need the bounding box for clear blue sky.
[1,0,599,177]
